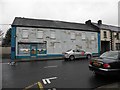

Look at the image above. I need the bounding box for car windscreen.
[66,49,72,52]
[100,51,119,60]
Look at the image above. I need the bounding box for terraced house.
[11,17,100,60]
[91,20,120,54]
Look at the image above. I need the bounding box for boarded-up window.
[71,32,75,40]
[22,29,28,38]
[82,33,86,40]
[51,31,55,39]
[37,30,43,38]
[91,36,95,40]
[91,34,95,40]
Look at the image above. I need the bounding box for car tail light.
[89,60,92,65]
[103,63,111,68]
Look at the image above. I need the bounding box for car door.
[75,49,82,58]
[73,49,80,58]
[79,50,86,58]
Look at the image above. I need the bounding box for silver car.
[63,49,92,61]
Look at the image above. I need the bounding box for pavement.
[95,82,120,90]
[1,57,63,63]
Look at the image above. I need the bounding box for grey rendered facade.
[11,17,100,60]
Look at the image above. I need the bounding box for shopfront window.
[18,43,30,55]
[37,43,47,55]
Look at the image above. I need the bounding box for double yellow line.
[23,82,44,90]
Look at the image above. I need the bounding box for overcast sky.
[0,0,119,35]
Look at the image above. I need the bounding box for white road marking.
[44,65,58,68]
[46,79,51,84]
[42,77,58,84]
[53,88,56,90]
[48,77,57,80]
[42,79,47,84]
[48,88,56,90]
[2,63,9,64]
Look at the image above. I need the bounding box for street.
[2,59,120,89]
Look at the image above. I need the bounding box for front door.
[101,41,110,54]
[31,45,37,57]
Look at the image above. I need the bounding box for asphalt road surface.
[2,59,120,89]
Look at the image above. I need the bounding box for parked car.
[89,51,120,76]
[63,49,92,61]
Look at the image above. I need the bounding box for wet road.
[2,59,120,89]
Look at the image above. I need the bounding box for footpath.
[95,82,120,90]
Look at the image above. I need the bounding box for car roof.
[105,51,120,54]
[109,51,120,52]
[72,49,85,51]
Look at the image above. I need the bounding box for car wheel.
[94,72,101,77]
[69,55,75,61]
[87,54,91,59]
[64,58,68,61]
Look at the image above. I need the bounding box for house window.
[103,31,107,38]
[51,31,55,39]
[22,29,28,38]
[116,43,120,50]
[82,33,86,40]
[37,30,43,39]
[116,33,119,40]
[71,32,75,40]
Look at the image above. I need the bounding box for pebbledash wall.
[11,17,100,60]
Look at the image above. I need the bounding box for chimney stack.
[98,20,102,25]
[85,20,91,25]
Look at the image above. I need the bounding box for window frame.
[82,33,86,40]
[71,32,76,40]
[50,31,56,39]
[116,33,120,40]
[22,29,29,39]
[37,30,43,39]
[103,31,107,38]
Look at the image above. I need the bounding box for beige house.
[112,32,120,50]
[100,29,111,53]
[91,20,120,54]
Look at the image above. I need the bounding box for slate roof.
[12,17,99,32]
[93,23,120,32]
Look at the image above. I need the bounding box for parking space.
[2,59,120,89]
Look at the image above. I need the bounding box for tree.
[2,28,11,46]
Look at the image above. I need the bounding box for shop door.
[31,45,37,57]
